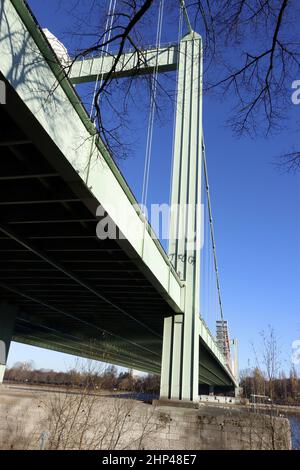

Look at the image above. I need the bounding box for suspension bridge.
[0,0,238,402]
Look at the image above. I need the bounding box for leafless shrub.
[41,392,158,450]
[36,361,158,450]
[0,402,41,450]
[242,407,291,450]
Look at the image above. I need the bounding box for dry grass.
[0,388,43,449]
[0,385,158,450]
[0,385,292,450]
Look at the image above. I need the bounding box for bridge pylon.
[160,31,203,403]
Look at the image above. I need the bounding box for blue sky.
[7,0,300,375]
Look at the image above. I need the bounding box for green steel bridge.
[0,0,238,403]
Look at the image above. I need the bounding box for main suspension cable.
[179,0,192,33]
[202,140,225,325]
[168,0,183,211]
[141,0,165,210]
[90,0,117,120]
[86,0,117,184]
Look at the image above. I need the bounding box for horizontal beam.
[15,314,160,368]
[0,173,59,181]
[0,139,31,146]
[28,235,98,240]
[0,198,80,206]
[0,223,160,338]
[8,218,96,225]
[69,44,178,84]
[13,332,160,375]
[199,362,231,387]
[0,280,161,359]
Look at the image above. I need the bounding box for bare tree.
[39,362,159,450]
[60,0,163,159]
[260,326,281,400]
[245,326,281,401]
[53,0,300,166]
[193,1,291,129]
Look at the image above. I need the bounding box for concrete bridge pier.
[160,313,199,402]
[0,303,18,383]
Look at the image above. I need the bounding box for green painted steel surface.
[0,0,237,389]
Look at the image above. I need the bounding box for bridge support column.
[0,303,18,383]
[160,313,199,402]
[160,30,203,403]
[160,314,183,400]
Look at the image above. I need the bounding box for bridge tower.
[160,31,203,403]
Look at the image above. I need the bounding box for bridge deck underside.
[0,102,172,374]
[198,339,234,386]
[0,78,233,387]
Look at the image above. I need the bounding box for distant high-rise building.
[216,320,231,365]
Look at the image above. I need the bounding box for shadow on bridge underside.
[199,339,234,387]
[0,82,234,388]
[0,84,172,374]
[0,0,235,389]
